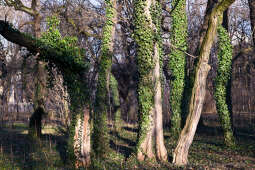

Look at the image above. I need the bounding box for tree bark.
[0,16,90,168]
[248,0,255,46]
[154,44,167,161]
[0,20,85,72]
[172,0,236,166]
[215,24,235,148]
[74,107,91,168]
[92,0,117,158]
[169,0,188,138]
[135,0,167,162]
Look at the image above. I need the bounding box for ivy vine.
[92,0,116,159]
[169,0,188,138]
[215,25,235,147]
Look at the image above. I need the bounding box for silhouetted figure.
[29,106,47,138]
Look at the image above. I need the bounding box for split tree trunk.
[135,0,167,162]
[172,0,236,166]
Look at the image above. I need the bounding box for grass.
[0,122,254,169]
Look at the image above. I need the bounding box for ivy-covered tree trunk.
[248,0,255,46]
[73,106,91,168]
[215,25,235,147]
[92,0,117,158]
[172,0,236,166]
[134,0,167,161]
[0,14,91,168]
[169,0,188,138]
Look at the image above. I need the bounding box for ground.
[0,122,254,169]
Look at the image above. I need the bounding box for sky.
[89,0,101,7]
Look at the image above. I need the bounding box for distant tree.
[4,0,47,138]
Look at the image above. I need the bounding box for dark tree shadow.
[41,134,68,164]
[110,131,136,147]
[109,140,133,158]
[0,126,68,170]
[122,126,138,133]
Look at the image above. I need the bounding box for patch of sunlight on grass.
[42,128,57,135]
[20,130,28,134]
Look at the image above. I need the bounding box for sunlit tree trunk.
[134,0,167,162]
[215,24,235,147]
[73,106,91,168]
[172,0,236,166]
[92,0,117,158]
[169,0,188,138]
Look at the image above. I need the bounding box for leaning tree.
[172,0,236,166]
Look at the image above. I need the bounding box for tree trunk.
[169,0,188,138]
[172,0,236,166]
[154,44,167,161]
[248,0,255,46]
[0,15,91,168]
[215,25,235,147]
[188,0,216,130]
[135,0,167,162]
[92,0,117,158]
[74,107,91,168]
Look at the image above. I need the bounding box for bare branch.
[4,0,35,16]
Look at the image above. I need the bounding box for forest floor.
[0,122,254,170]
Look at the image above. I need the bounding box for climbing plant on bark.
[92,0,117,159]
[134,0,167,161]
[215,25,235,147]
[169,0,188,138]
[172,0,236,166]
[40,16,91,168]
[0,17,91,168]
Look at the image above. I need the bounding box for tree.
[134,0,167,161]
[172,0,236,166]
[215,23,235,147]
[92,0,117,159]
[0,17,90,168]
[4,0,47,138]
[169,0,188,138]
[248,0,255,46]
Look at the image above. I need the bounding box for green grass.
[0,122,254,169]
